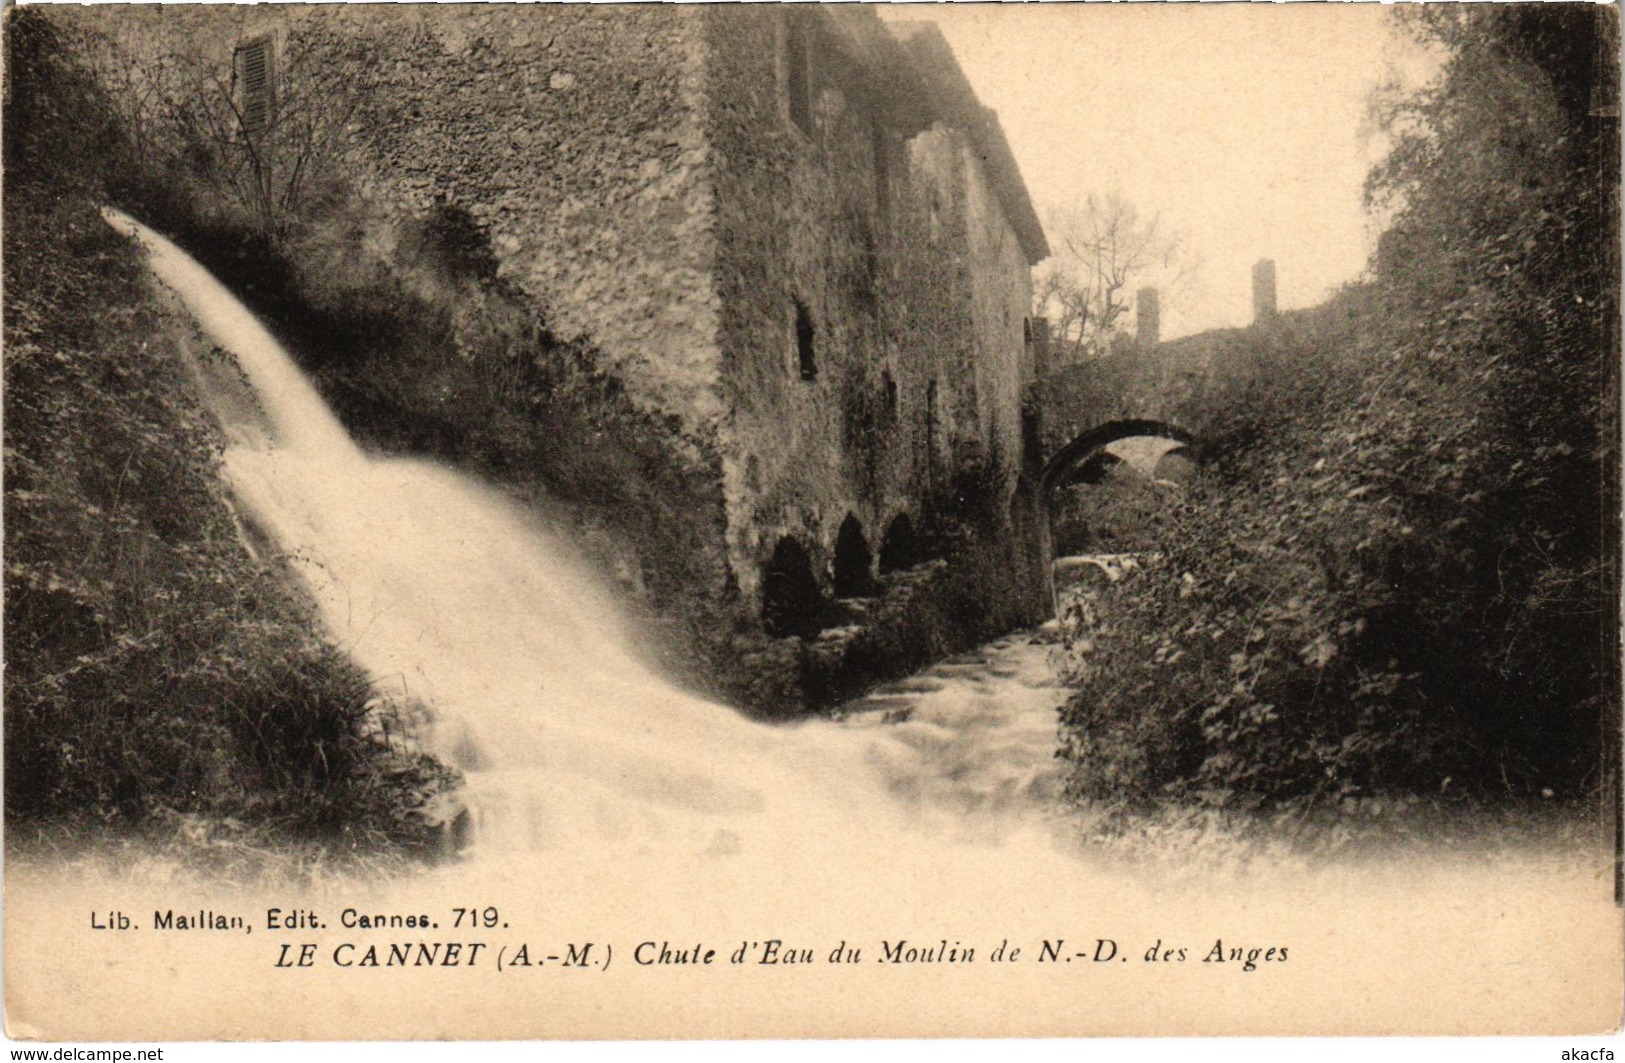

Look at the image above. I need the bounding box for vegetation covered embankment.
[4,14,458,865]
[1060,8,1618,815]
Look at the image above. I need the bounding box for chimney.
[1024,316,1051,377]
[1252,259,1278,323]
[1135,287,1160,347]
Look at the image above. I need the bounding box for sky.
[881,5,1440,339]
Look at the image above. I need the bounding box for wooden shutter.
[235,37,274,135]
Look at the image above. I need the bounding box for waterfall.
[20,216,1591,1049]
[100,208,1024,862]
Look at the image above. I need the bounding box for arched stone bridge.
[1024,326,1263,496]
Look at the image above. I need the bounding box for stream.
[835,633,1071,823]
[10,209,1608,1042]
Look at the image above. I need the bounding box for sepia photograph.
[3,0,1620,1049]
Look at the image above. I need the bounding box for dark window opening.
[1021,403,1043,467]
[235,37,275,136]
[785,17,814,137]
[882,370,898,420]
[833,515,876,598]
[796,301,817,381]
[761,538,825,639]
[879,513,923,574]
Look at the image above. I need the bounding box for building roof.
[819,12,1050,266]
[881,20,1050,266]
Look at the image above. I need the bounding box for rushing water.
[98,207,1074,863]
[6,210,1609,1043]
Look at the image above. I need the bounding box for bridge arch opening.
[1067,449,1125,487]
[1041,420,1202,560]
[1153,444,1198,486]
[833,514,876,598]
[1039,419,1202,500]
[761,537,826,638]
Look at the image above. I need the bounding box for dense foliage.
[1060,8,1618,807]
[4,13,457,854]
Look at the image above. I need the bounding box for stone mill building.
[66,5,1054,709]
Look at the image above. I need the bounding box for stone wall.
[348,6,725,450]
[67,4,724,451]
[66,4,1054,709]
[703,8,1043,622]
[961,131,1039,494]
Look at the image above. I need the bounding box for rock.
[407,790,473,856]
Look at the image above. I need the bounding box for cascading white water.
[8,212,1608,1045]
[100,207,1059,862]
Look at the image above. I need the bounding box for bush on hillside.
[1060,7,1616,809]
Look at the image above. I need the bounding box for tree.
[1032,192,1191,363]
[1056,7,1619,808]
[89,11,400,241]
[1362,4,1619,790]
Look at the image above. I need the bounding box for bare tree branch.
[1032,192,1191,362]
[93,19,392,242]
